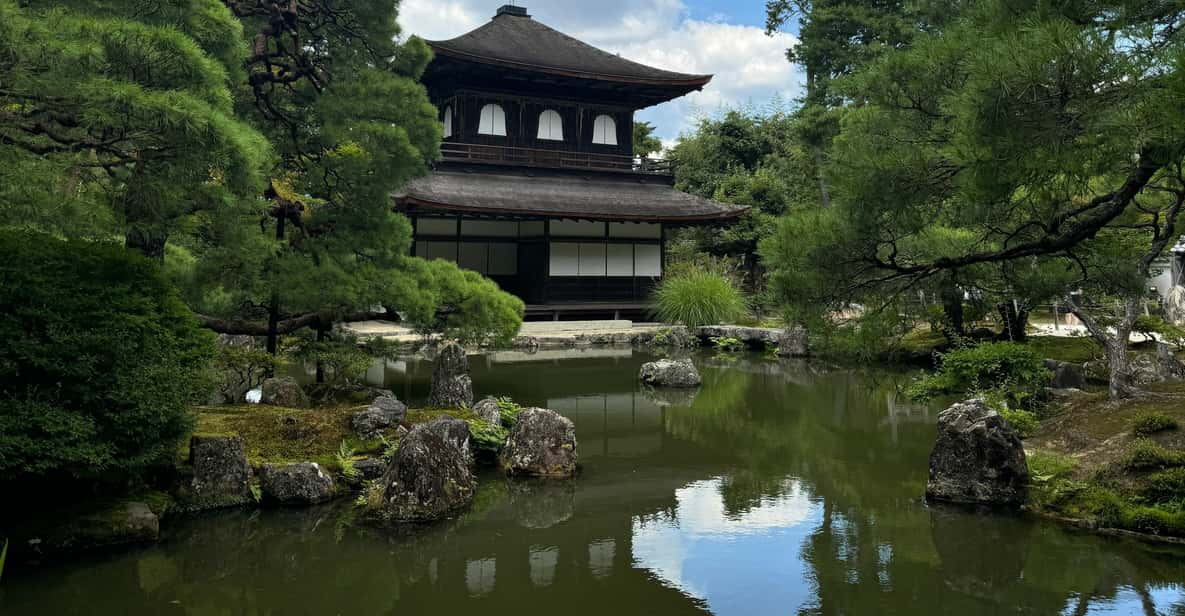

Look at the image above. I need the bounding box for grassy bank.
[1025,381,1185,540]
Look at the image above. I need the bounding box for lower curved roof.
[395,170,748,223]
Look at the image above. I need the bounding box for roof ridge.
[426,11,711,86]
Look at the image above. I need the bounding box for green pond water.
[3,350,1185,615]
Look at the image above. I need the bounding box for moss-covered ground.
[1025,381,1185,540]
[188,404,493,472]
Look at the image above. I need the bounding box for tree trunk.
[1067,294,1140,401]
[996,301,1029,342]
[314,327,327,385]
[812,145,831,209]
[265,296,280,364]
[264,205,287,360]
[940,284,965,342]
[1105,339,1133,401]
[125,228,167,261]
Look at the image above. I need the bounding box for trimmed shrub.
[999,408,1040,439]
[1132,413,1179,437]
[1143,468,1185,504]
[908,342,1050,409]
[653,270,747,327]
[0,232,215,480]
[1122,440,1185,471]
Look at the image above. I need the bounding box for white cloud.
[398,0,805,140]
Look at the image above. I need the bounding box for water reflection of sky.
[631,477,821,615]
[1059,586,1185,615]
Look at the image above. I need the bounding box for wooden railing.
[440,142,673,176]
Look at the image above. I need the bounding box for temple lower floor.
[409,215,665,308]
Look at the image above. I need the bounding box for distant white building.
[1150,235,1185,298]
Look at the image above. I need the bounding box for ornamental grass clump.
[653,271,747,328]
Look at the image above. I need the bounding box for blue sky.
[398,0,805,145]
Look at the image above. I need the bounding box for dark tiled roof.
[395,170,747,222]
[426,9,712,88]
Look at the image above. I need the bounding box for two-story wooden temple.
[395,4,746,319]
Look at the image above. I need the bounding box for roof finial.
[496,4,529,18]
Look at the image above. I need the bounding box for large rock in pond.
[183,435,254,510]
[424,412,474,467]
[381,417,476,521]
[428,342,473,409]
[259,462,336,505]
[639,358,701,388]
[351,394,408,439]
[926,399,1029,506]
[22,501,161,558]
[500,408,578,477]
[472,396,503,425]
[1044,359,1086,390]
[260,376,310,408]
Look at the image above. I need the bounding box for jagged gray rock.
[259,462,336,506]
[351,394,408,439]
[639,358,701,388]
[183,435,253,510]
[423,412,474,467]
[778,325,810,357]
[354,457,386,480]
[500,408,577,477]
[1044,359,1086,389]
[260,376,310,408]
[381,417,476,521]
[428,342,474,409]
[1158,342,1185,380]
[473,396,503,425]
[926,399,1029,506]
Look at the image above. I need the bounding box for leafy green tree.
[0,232,215,480]
[765,0,928,208]
[633,121,663,157]
[671,109,814,292]
[0,0,271,255]
[762,0,1185,399]
[172,1,524,351]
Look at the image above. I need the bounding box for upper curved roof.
[426,6,713,88]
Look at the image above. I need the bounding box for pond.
[3,350,1184,615]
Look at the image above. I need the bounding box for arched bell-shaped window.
[537,109,563,141]
[478,103,507,136]
[442,106,453,138]
[591,114,618,145]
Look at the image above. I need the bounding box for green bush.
[999,408,1040,439]
[908,342,1050,408]
[0,232,215,480]
[289,333,373,388]
[212,344,276,403]
[1122,440,1185,471]
[1143,468,1185,504]
[653,271,747,327]
[1132,413,1179,437]
[1124,507,1185,536]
